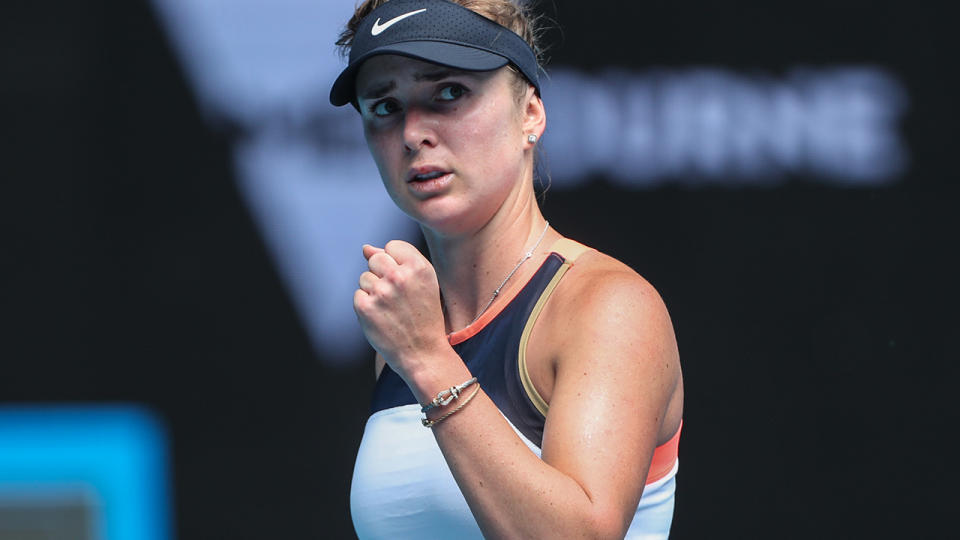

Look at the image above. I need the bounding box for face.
[354,54,540,235]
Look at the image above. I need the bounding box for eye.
[438,84,467,101]
[371,99,400,117]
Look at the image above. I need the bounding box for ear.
[521,85,546,146]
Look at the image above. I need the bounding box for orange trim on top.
[447,237,579,346]
[447,293,511,345]
[645,420,682,485]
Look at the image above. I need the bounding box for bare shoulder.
[533,241,683,445]
[549,247,674,341]
[529,241,681,387]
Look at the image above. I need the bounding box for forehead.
[355,55,498,97]
[357,55,448,85]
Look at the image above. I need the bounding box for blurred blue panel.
[0,405,172,540]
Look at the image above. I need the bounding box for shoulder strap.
[518,237,593,416]
[548,237,591,263]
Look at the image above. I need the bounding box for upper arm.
[539,268,681,531]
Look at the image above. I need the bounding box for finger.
[353,288,369,315]
[362,244,384,260]
[384,239,425,266]
[358,271,378,293]
[367,250,400,277]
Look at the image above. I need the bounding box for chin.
[408,201,487,237]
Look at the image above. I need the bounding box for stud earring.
[527,134,538,144]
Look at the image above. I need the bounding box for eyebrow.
[358,69,462,101]
[359,81,396,101]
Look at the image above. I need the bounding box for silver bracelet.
[422,385,481,428]
[420,376,478,413]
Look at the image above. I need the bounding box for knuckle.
[412,261,432,278]
[384,267,405,284]
[353,290,367,310]
[372,280,392,297]
[385,239,406,251]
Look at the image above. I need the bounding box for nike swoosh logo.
[371,9,427,36]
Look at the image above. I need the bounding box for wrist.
[422,383,481,427]
[420,376,477,413]
[400,347,473,408]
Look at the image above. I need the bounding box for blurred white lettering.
[543,68,908,187]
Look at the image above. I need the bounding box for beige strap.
[518,237,594,416]
[547,237,591,263]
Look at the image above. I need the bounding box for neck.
[423,198,553,333]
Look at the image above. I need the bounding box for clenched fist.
[354,240,451,381]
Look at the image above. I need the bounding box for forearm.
[432,390,627,539]
[410,354,630,539]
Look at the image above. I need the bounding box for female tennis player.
[330,1,683,537]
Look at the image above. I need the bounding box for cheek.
[364,128,401,180]
[456,102,522,163]
[363,123,387,157]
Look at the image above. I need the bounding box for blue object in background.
[0,405,172,540]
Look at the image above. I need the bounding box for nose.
[402,107,438,154]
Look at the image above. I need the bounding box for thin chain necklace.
[467,220,550,325]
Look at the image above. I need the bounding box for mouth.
[407,166,451,183]
[410,171,447,182]
[405,166,453,195]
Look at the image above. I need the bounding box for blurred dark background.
[1,0,956,538]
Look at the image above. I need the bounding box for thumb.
[362,244,384,260]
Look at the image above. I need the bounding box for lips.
[405,165,453,196]
[411,171,446,181]
[407,165,451,183]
